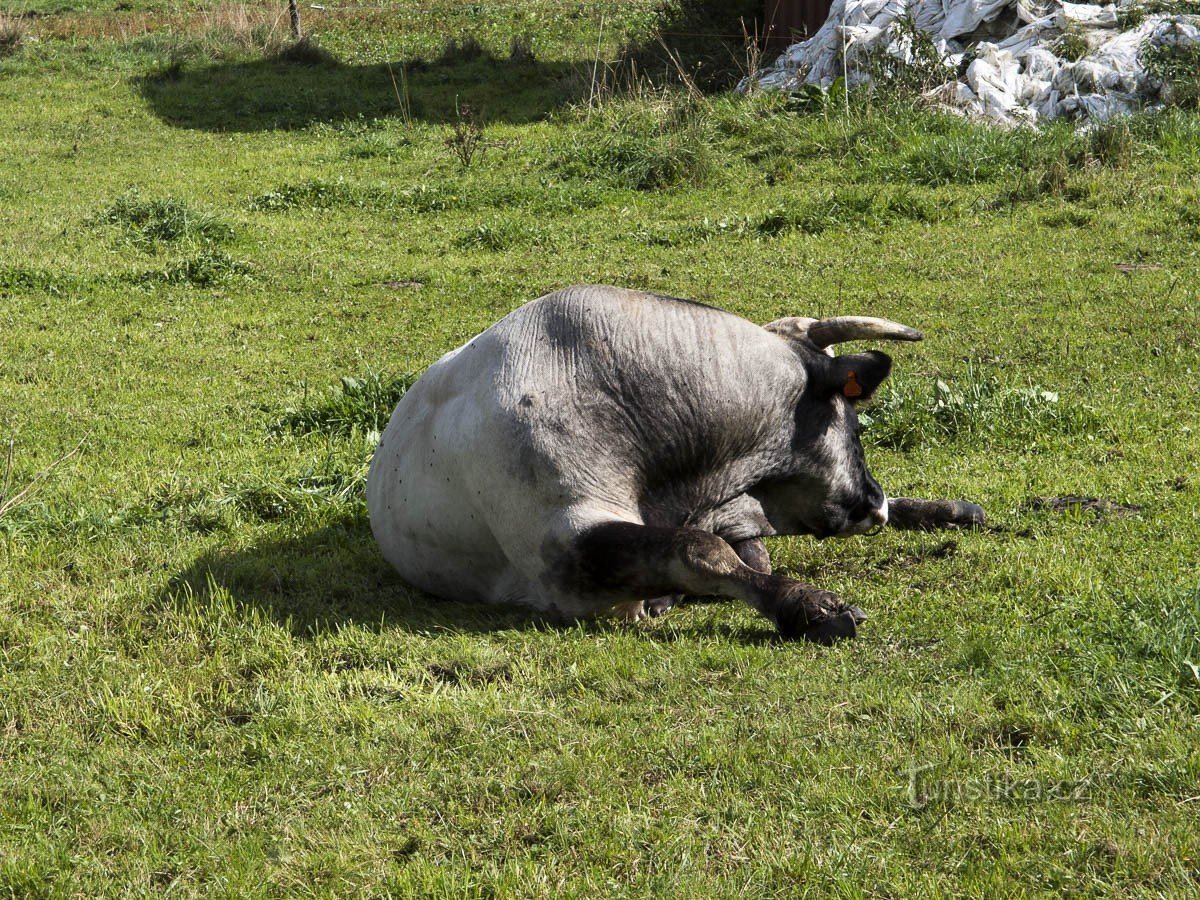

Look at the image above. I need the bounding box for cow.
[367,285,983,643]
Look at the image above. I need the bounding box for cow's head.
[751,315,923,539]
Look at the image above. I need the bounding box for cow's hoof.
[645,594,681,617]
[799,610,860,645]
[772,586,850,641]
[611,600,646,622]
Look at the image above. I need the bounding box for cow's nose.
[841,497,889,536]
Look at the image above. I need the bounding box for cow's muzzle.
[840,497,889,536]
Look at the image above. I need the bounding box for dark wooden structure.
[763,0,834,49]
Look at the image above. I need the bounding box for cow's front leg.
[888,498,985,531]
[572,523,861,643]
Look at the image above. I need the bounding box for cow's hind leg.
[731,537,771,574]
[644,537,771,618]
[573,523,861,643]
[611,599,647,621]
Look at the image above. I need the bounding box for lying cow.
[367,285,982,643]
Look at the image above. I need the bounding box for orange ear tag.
[843,371,863,399]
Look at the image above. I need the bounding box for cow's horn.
[808,316,923,348]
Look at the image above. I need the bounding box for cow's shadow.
[165,513,550,636]
[164,513,778,642]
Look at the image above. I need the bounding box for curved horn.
[808,316,923,348]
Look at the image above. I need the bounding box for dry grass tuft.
[35,4,286,55]
[0,13,29,56]
[195,3,288,58]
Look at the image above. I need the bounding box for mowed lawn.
[1,1,1199,894]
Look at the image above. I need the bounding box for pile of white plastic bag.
[747,0,1200,125]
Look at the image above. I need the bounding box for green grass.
[2,1,1200,895]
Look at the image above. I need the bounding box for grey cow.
[367,285,981,643]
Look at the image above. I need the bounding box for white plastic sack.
[744,0,1200,125]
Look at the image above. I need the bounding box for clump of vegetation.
[139,9,337,70]
[634,183,946,246]
[991,152,1073,206]
[879,114,1137,195]
[194,3,287,59]
[861,370,1099,450]
[209,469,366,521]
[878,126,1049,186]
[862,15,953,93]
[0,13,28,57]
[1085,117,1136,168]
[445,102,486,169]
[556,92,718,190]
[1118,0,1200,29]
[455,220,549,251]
[248,179,458,213]
[151,55,187,82]
[1054,26,1092,63]
[150,249,251,287]
[342,130,414,161]
[269,37,338,67]
[426,655,513,688]
[1037,207,1095,228]
[781,186,943,233]
[97,192,234,251]
[0,266,77,297]
[248,178,385,212]
[1143,35,1200,109]
[274,373,415,438]
[1169,187,1200,236]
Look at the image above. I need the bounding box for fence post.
[288,0,303,41]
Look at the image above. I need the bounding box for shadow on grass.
[136,1,762,132]
[136,49,583,131]
[164,513,779,643]
[165,514,554,636]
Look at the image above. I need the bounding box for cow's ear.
[828,351,891,402]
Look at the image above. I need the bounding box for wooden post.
[288,0,303,41]
[763,0,834,50]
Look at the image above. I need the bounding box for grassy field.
[2,0,1199,894]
